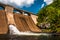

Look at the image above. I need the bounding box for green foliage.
[37,0,60,32]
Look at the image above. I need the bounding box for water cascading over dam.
[0,3,41,35]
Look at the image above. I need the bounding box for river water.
[0,33,60,40]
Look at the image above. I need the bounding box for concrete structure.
[5,6,15,25]
[31,14,38,24]
[0,3,41,34]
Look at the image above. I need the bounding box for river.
[0,33,60,40]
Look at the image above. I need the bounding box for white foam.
[9,25,21,34]
[9,25,51,36]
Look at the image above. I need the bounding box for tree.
[37,0,60,32]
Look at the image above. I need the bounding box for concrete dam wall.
[0,10,8,34]
[14,14,41,32]
[0,4,41,34]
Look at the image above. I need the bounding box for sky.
[0,0,53,14]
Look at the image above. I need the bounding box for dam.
[0,3,60,40]
[0,3,41,35]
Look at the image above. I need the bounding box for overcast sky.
[0,0,53,14]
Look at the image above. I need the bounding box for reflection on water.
[0,34,60,40]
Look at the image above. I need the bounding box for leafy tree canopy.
[37,0,60,28]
